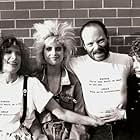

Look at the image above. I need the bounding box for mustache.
[93,47,106,54]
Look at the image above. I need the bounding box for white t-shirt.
[70,52,133,118]
[0,76,52,134]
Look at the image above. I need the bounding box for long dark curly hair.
[129,38,140,57]
[0,36,29,76]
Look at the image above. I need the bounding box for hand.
[9,126,32,140]
[32,131,48,140]
[99,108,126,123]
[91,115,105,127]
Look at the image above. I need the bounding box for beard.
[88,42,110,61]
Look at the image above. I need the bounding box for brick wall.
[0,0,140,58]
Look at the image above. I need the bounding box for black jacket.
[127,74,140,130]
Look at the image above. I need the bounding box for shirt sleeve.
[28,77,53,113]
[127,55,133,75]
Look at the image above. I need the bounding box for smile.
[50,57,59,59]
[94,52,105,56]
[8,62,18,66]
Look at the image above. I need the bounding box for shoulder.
[70,55,89,70]
[111,52,130,59]
[111,52,132,61]
[110,52,133,66]
[27,76,42,86]
[70,55,88,64]
[67,70,80,84]
[27,76,52,96]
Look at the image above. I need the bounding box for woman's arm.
[46,98,104,127]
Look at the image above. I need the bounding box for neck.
[46,64,61,76]
[46,65,62,94]
[3,73,18,84]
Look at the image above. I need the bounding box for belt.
[107,120,127,127]
[89,120,127,140]
[89,124,113,140]
[89,120,127,135]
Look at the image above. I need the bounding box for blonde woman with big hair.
[30,20,103,140]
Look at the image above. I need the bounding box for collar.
[61,68,71,86]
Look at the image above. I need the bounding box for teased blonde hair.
[33,20,76,70]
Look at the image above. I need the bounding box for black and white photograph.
[0,0,140,140]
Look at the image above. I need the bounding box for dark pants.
[89,121,131,140]
[128,127,140,140]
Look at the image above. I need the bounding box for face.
[132,55,140,78]
[44,37,64,66]
[81,25,109,61]
[2,45,21,74]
